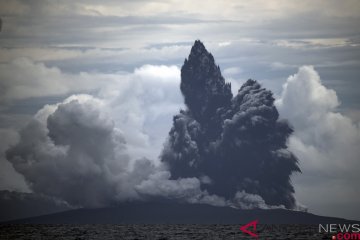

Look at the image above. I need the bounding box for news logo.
[319,224,360,240]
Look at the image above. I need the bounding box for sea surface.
[0,224,334,239]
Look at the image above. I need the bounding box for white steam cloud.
[276,66,360,218]
[4,95,228,207]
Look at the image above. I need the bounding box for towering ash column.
[162,40,300,209]
[181,40,232,123]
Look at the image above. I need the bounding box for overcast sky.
[0,0,359,220]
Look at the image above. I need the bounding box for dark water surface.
[0,224,334,239]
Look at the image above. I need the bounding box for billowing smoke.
[6,41,300,210]
[6,95,142,207]
[161,40,300,209]
[5,94,227,208]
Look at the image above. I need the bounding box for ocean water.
[0,224,333,240]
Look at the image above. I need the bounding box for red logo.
[240,220,259,239]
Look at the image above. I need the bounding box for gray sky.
[0,0,359,220]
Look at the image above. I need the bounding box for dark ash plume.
[162,40,300,209]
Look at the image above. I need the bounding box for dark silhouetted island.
[5,201,358,224]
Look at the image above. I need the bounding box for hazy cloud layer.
[0,58,105,103]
